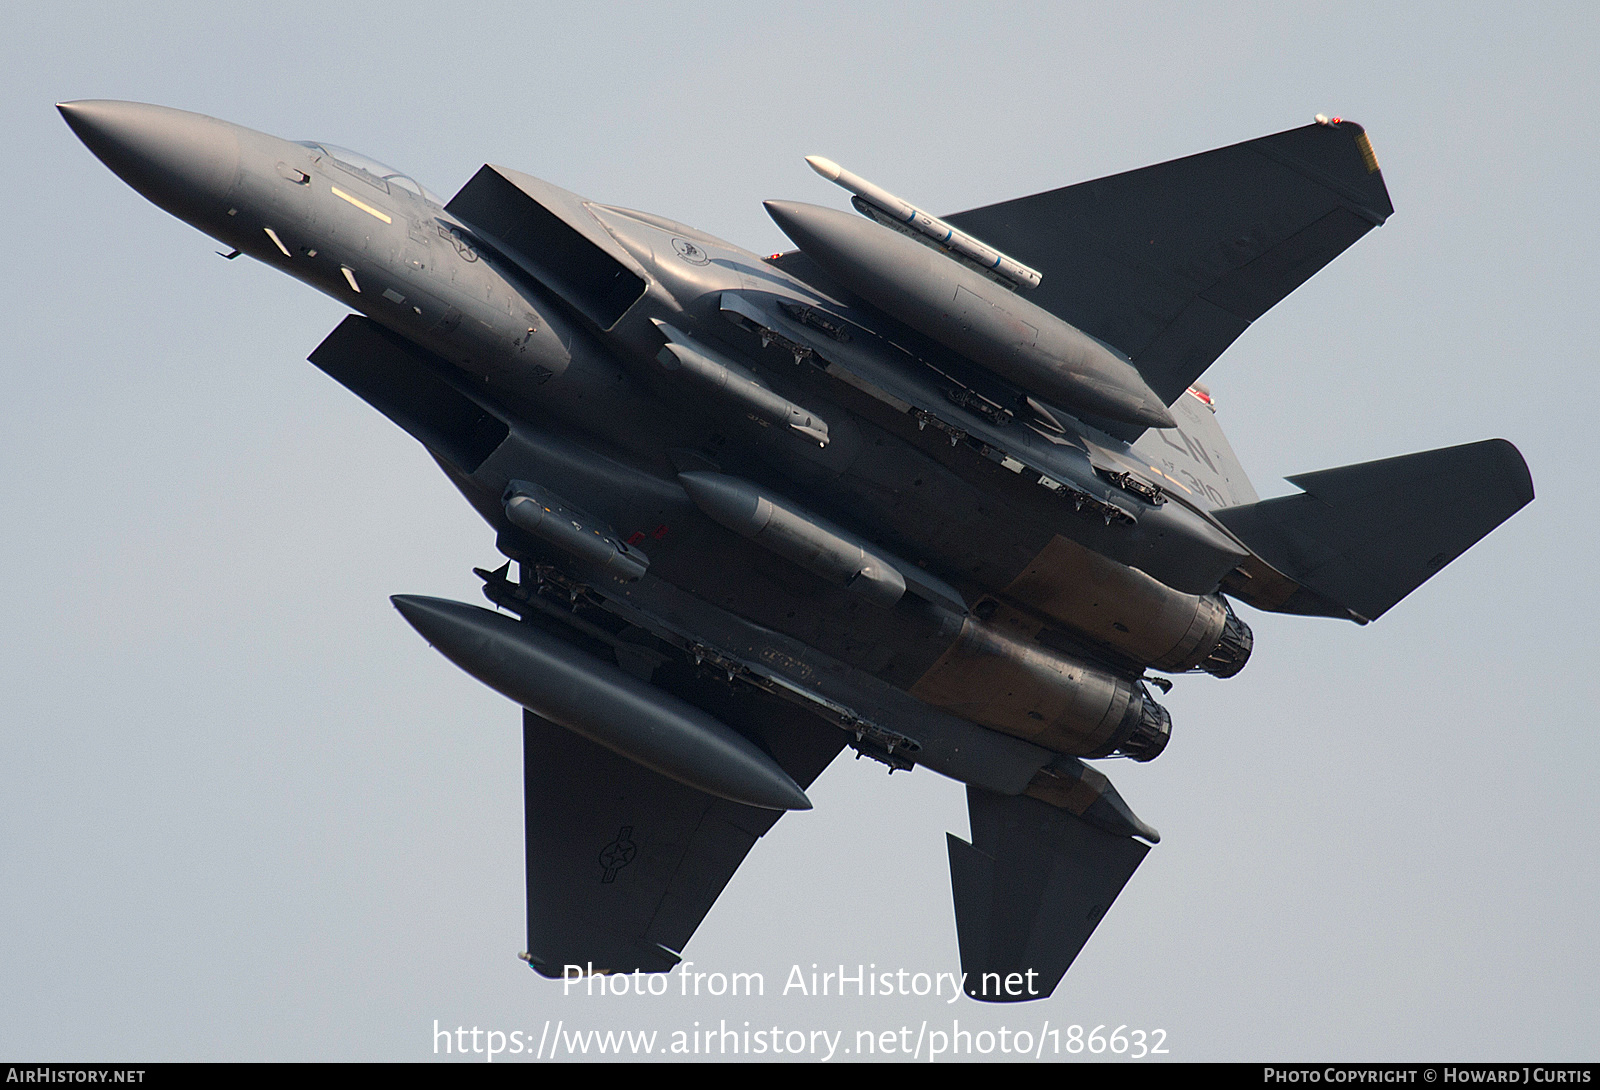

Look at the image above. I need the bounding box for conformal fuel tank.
[764,200,1175,430]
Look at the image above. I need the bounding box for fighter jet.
[60,100,1533,1002]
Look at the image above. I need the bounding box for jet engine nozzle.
[58,100,241,223]
[1113,687,1171,762]
[1199,605,1254,679]
[910,615,1176,761]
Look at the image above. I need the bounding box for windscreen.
[297,141,443,205]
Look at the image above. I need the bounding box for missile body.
[391,595,812,811]
[503,480,649,581]
[805,156,1043,291]
[677,471,907,607]
[764,201,1176,430]
[656,338,830,446]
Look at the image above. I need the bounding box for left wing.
[521,663,844,976]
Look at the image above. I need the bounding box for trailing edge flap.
[308,315,509,473]
[1215,439,1533,623]
[943,121,1393,405]
[446,165,649,330]
[522,666,845,977]
[948,787,1149,1003]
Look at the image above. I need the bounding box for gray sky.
[2,1,1595,1062]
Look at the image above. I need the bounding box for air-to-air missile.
[654,323,831,446]
[804,155,1045,289]
[677,471,909,607]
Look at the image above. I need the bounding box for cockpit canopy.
[297,142,443,205]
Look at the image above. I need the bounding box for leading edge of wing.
[943,120,1394,405]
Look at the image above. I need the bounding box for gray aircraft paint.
[57,96,1532,1005]
[1131,387,1260,509]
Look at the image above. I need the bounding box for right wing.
[943,120,1394,405]
[521,664,845,976]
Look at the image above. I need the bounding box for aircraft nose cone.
[58,100,240,218]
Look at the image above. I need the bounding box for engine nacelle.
[999,534,1254,678]
[909,616,1172,761]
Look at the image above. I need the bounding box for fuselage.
[61,99,1264,769]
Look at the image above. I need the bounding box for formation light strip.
[263,227,292,256]
[331,185,392,224]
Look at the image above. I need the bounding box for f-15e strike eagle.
[62,100,1532,1001]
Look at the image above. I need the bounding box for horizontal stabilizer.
[1216,439,1533,622]
[948,787,1149,1003]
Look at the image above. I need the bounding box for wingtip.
[1486,438,1535,504]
